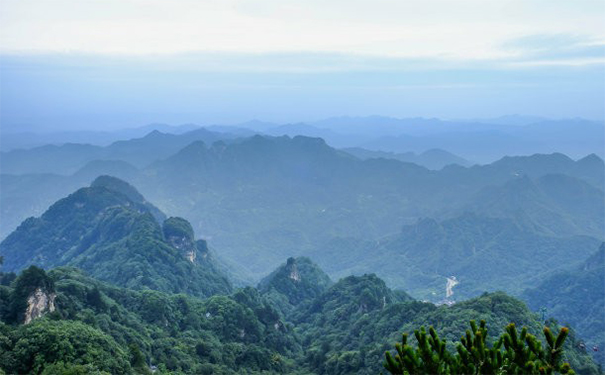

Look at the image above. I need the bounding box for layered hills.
[0,127,239,175]
[2,135,604,288]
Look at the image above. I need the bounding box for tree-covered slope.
[523,243,605,365]
[310,213,601,301]
[0,177,231,298]
[0,267,302,374]
[90,175,166,223]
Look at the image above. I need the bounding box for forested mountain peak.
[258,257,332,307]
[0,178,232,298]
[163,134,348,165]
[0,126,240,175]
[163,140,210,162]
[143,129,166,138]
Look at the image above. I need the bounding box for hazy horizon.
[2,112,605,135]
[1,0,604,131]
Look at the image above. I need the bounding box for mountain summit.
[258,257,332,309]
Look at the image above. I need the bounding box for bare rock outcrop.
[24,288,56,324]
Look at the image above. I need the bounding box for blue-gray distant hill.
[300,116,605,162]
[0,127,241,175]
[342,147,472,169]
[0,122,201,151]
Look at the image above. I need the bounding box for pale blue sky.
[0,0,604,129]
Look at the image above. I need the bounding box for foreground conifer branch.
[384,320,575,375]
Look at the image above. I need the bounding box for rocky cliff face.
[24,288,56,324]
[167,235,197,263]
[162,217,198,263]
[287,258,301,282]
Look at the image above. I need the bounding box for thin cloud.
[1,0,603,64]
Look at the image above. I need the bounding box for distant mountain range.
[0,123,202,151]
[0,128,240,175]
[3,115,604,163]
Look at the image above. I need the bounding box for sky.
[1,0,604,130]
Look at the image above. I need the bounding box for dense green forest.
[1,259,600,374]
[0,266,300,374]
[0,257,601,374]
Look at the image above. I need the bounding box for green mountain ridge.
[0,177,231,298]
[283,272,597,374]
